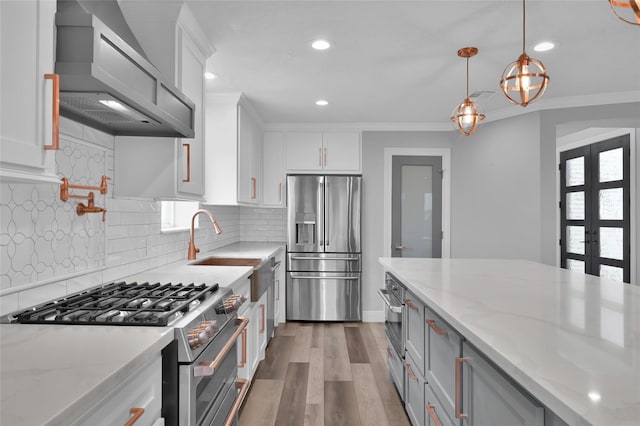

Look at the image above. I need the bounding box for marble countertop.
[0,241,285,425]
[378,258,640,426]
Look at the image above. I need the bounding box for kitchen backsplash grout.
[0,118,286,314]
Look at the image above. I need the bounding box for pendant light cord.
[522,0,526,52]
[466,57,469,98]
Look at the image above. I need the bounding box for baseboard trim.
[363,310,384,322]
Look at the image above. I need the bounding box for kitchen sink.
[191,257,263,267]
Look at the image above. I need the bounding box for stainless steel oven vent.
[55,0,195,137]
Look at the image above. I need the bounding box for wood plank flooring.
[239,322,410,426]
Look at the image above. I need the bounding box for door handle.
[44,74,60,151]
[455,357,468,419]
[237,328,247,368]
[294,276,359,280]
[125,408,144,426]
[394,245,405,250]
[377,289,403,313]
[182,143,191,183]
[426,404,443,426]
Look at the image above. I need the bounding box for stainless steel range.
[1,281,249,426]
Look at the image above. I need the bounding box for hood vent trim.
[55,0,195,138]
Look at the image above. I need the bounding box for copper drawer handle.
[224,378,250,426]
[319,147,322,166]
[278,182,282,202]
[194,317,249,377]
[426,319,448,335]
[251,177,257,199]
[426,404,442,426]
[182,143,191,182]
[405,299,419,311]
[455,357,468,419]
[275,279,280,301]
[324,147,327,166]
[124,407,144,426]
[44,73,59,151]
[238,328,247,368]
[386,346,395,360]
[403,362,417,381]
[260,304,265,333]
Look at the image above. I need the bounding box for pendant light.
[499,0,549,107]
[450,47,485,136]
[609,0,640,25]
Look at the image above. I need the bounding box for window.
[161,201,200,231]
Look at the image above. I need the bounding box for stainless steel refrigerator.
[286,174,362,321]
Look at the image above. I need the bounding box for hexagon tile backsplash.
[0,137,106,289]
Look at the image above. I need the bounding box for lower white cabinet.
[461,343,544,426]
[72,356,163,426]
[403,351,425,426]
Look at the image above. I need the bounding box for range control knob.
[188,320,219,350]
[223,294,246,313]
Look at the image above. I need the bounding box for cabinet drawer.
[72,356,162,426]
[425,383,456,426]
[405,290,426,377]
[404,351,425,426]
[462,343,544,426]
[425,306,462,420]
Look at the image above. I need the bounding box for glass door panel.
[559,134,631,283]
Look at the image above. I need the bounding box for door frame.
[555,127,637,284]
[383,147,451,258]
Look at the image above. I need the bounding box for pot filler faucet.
[188,209,222,260]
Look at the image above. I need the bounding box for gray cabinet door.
[425,306,462,420]
[405,290,426,377]
[404,351,425,426]
[462,343,544,426]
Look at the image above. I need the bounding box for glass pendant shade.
[500,52,549,107]
[451,98,485,136]
[609,0,640,25]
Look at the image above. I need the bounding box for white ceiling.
[129,1,640,126]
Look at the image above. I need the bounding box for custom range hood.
[55,0,195,137]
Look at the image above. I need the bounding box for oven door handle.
[223,378,250,426]
[193,317,249,377]
[377,289,403,314]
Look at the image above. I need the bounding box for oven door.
[179,317,248,426]
[377,288,404,356]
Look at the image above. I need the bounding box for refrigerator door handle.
[318,178,325,248]
[292,275,360,280]
[290,256,359,261]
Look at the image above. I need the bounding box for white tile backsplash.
[0,121,289,312]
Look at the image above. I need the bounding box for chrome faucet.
[188,209,222,260]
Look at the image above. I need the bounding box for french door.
[559,134,631,283]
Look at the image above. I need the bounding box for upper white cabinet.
[262,132,285,207]
[204,94,262,205]
[0,0,59,183]
[285,131,361,172]
[113,7,211,200]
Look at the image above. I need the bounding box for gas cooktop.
[2,281,224,327]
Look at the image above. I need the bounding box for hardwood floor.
[239,322,410,426]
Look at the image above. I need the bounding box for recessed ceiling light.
[316,100,329,106]
[311,39,331,50]
[204,72,217,80]
[588,392,601,402]
[533,41,555,52]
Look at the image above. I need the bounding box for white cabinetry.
[262,132,285,207]
[72,356,163,426]
[0,0,59,183]
[113,13,210,200]
[204,94,262,205]
[285,131,361,172]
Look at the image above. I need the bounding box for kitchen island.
[379,257,640,426]
[0,241,284,426]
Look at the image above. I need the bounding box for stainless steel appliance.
[286,174,362,321]
[378,272,406,399]
[1,281,248,426]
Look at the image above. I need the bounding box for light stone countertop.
[379,257,640,426]
[0,241,285,426]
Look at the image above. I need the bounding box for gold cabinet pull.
[238,328,247,368]
[386,346,395,360]
[275,279,280,301]
[426,319,448,335]
[182,143,191,182]
[44,74,59,151]
[324,147,327,167]
[278,182,282,202]
[403,362,417,381]
[426,404,443,426]
[223,379,250,426]
[124,407,144,426]
[455,357,468,419]
[405,299,419,311]
[260,304,265,333]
